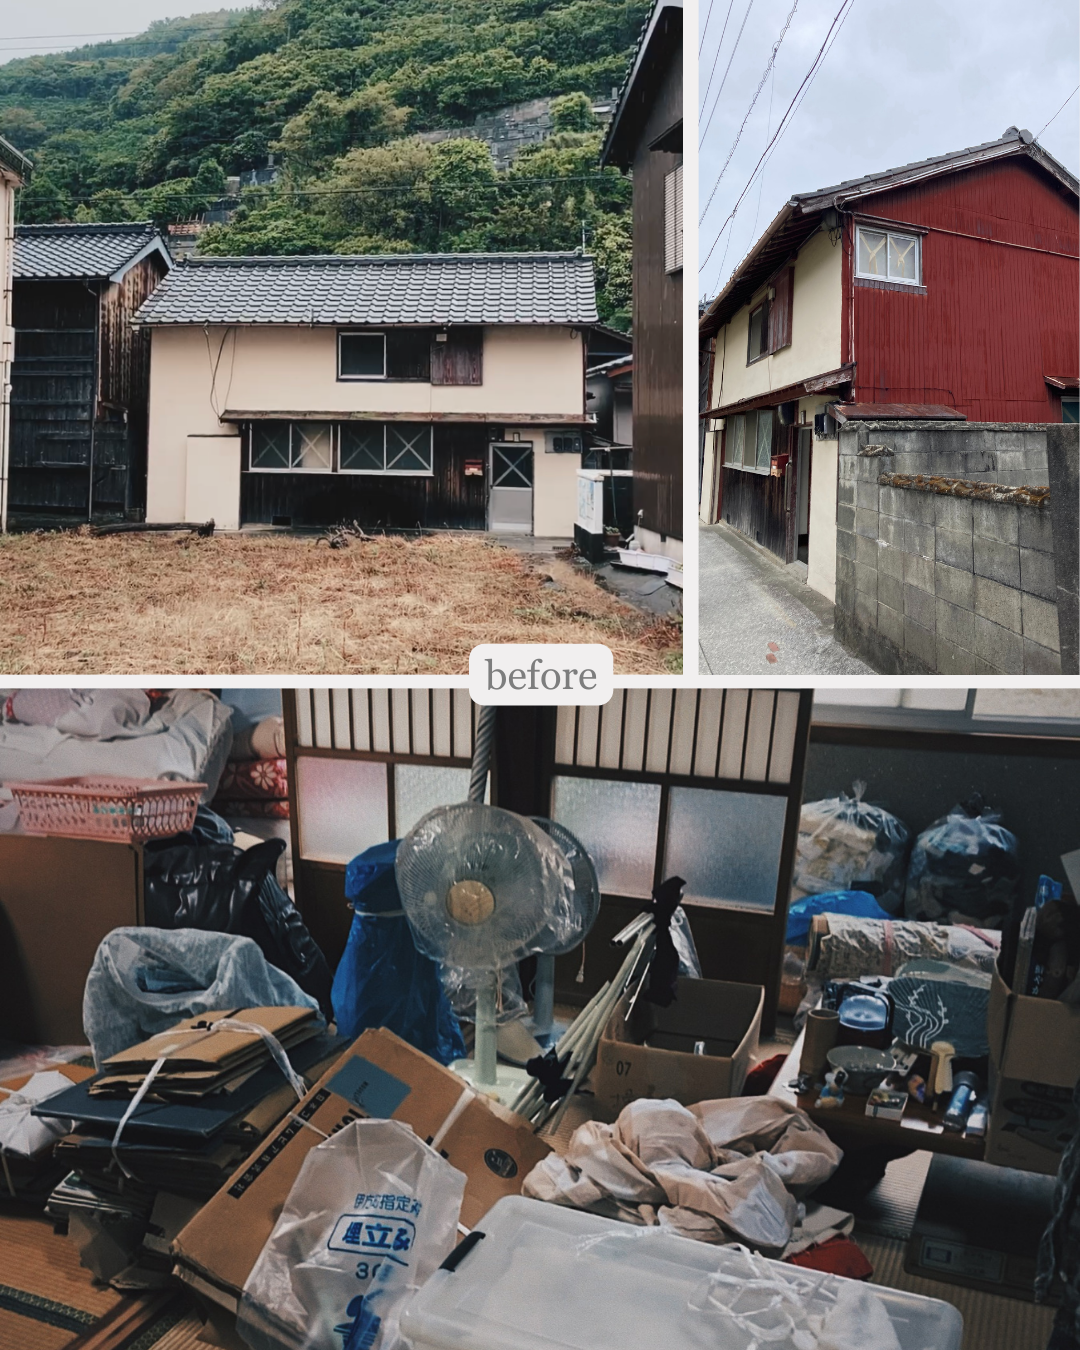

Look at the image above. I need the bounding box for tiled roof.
[14,222,170,280]
[133,252,599,326]
[0,135,32,182]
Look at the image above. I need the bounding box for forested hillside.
[0,0,648,325]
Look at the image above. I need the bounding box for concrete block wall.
[834,421,1061,674]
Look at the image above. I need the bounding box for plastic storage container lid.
[400,1196,964,1350]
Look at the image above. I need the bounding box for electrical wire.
[698,0,798,216]
[698,0,718,55]
[699,0,856,276]
[699,0,756,145]
[1036,84,1079,139]
[698,0,736,116]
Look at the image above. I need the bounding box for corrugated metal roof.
[830,402,967,422]
[14,222,170,280]
[134,252,598,327]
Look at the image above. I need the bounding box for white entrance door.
[488,442,533,533]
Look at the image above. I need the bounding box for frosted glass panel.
[666,787,788,911]
[551,775,660,898]
[395,765,475,838]
[296,756,388,864]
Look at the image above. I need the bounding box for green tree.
[551,92,595,133]
[0,107,48,151]
[276,84,409,177]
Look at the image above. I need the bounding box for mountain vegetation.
[0,0,648,325]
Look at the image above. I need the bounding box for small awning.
[701,363,854,418]
[221,410,596,426]
[828,402,966,423]
[1045,375,1080,391]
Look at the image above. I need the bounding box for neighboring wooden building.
[135,252,597,535]
[601,0,682,561]
[0,135,32,533]
[699,128,1079,599]
[9,223,171,522]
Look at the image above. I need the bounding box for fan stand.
[451,973,533,1104]
[524,953,570,1049]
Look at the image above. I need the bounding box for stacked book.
[32,1008,343,1286]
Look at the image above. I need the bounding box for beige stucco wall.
[531,438,580,538]
[185,435,242,530]
[709,227,842,411]
[0,169,18,529]
[146,324,585,525]
[795,395,838,601]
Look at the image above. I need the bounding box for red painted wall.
[842,157,1078,421]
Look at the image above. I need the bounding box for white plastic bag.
[237,1118,465,1350]
[793,783,910,913]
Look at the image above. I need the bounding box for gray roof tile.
[14,222,170,280]
[133,252,598,327]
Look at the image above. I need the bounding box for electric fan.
[524,818,600,1045]
[395,802,572,1101]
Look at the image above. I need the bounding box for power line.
[698,0,736,115]
[699,0,856,275]
[1037,84,1079,139]
[698,0,718,56]
[698,0,798,217]
[699,0,756,146]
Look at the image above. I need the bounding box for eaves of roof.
[0,135,32,183]
[600,0,683,169]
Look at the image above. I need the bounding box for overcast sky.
[0,2,253,61]
[698,0,1080,301]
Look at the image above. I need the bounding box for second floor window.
[856,225,921,285]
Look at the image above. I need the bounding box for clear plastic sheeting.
[395,805,574,978]
[793,784,911,914]
[904,799,1020,928]
[83,928,320,1066]
[238,1118,464,1350]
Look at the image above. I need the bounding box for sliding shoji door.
[284,689,478,964]
[543,688,813,1034]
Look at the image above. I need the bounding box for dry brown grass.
[0,530,681,675]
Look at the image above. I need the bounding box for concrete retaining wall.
[834,421,1068,675]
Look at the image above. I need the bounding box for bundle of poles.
[511,913,657,1133]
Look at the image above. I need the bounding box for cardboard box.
[986,961,1080,1175]
[172,1028,551,1311]
[593,977,762,1121]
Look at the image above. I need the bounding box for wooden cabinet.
[0,834,145,1044]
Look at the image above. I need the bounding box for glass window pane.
[294,422,333,471]
[748,305,765,358]
[888,233,918,281]
[725,415,744,466]
[858,229,887,277]
[251,423,289,469]
[387,424,432,472]
[340,332,385,377]
[666,787,788,911]
[296,756,388,864]
[341,425,385,472]
[973,689,1080,721]
[755,410,773,469]
[551,775,660,898]
[394,764,477,838]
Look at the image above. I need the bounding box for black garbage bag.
[144,810,332,1017]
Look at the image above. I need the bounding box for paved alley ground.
[699,522,874,675]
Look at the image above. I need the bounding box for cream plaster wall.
[185,435,242,531]
[0,169,18,529]
[532,441,580,538]
[797,395,838,602]
[146,324,586,524]
[709,227,843,411]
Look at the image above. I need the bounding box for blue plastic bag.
[785,890,893,945]
[331,840,466,1066]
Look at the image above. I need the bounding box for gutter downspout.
[0,173,15,534]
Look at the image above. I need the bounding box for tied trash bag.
[904,794,1020,928]
[331,841,465,1066]
[793,784,910,914]
[144,807,332,1017]
[83,928,320,1066]
[237,1118,465,1350]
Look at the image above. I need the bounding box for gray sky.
[699,0,1080,301]
[0,2,253,61]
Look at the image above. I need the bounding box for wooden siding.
[240,422,490,529]
[630,21,682,542]
[846,158,1079,422]
[9,254,166,518]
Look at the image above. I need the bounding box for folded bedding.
[0,690,233,809]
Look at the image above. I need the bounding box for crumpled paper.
[0,1070,76,1159]
[524,1096,844,1252]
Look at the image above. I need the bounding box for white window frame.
[338,330,387,381]
[855,225,922,287]
[813,688,1080,738]
[664,164,683,273]
[339,422,434,477]
[248,421,335,473]
[723,410,772,476]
